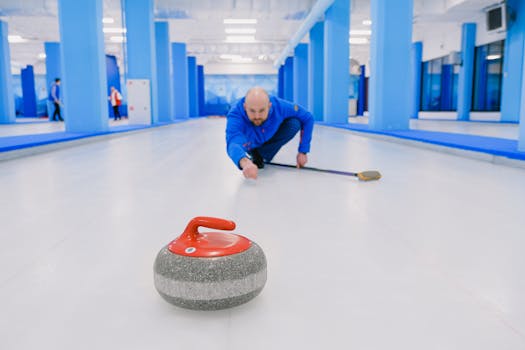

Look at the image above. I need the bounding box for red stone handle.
[181,217,236,240]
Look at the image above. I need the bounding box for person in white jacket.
[108,86,123,121]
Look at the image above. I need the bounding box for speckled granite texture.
[154,242,267,310]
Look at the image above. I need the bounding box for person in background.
[109,86,123,121]
[48,78,63,122]
[225,87,314,180]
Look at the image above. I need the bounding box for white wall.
[414,10,506,62]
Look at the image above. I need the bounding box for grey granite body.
[154,242,267,310]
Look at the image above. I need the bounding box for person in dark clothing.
[48,78,63,121]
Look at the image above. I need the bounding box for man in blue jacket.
[226,87,314,179]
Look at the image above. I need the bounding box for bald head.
[244,87,271,126]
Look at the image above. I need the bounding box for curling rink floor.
[1,118,525,349]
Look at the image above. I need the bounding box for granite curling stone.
[154,216,267,310]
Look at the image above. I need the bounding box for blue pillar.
[501,0,524,122]
[293,43,308,108]
[283,57,294,101]
[57,0,108,132]
[457,23,476,121]
[323,0,350,124]
[197,65,205,116]
[187,56,198,117]
[0,21,15,123]
[520,71,525,150]
[155,21,173,122]
[410,41,422,119]
[357,65,365,116]
[45,42,62,120]
[171,42,189,119]
[369,0,412,130]
[278,65,284,98]
[21,65,37,117]
[308,21,324,121]
[124,0,158,123]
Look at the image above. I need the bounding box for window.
[421,56,458,111]
[472,40,504,111]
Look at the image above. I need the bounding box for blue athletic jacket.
[225,95,314,167]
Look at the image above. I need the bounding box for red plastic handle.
[181,216,236,240]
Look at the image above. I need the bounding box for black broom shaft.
[268,162,358,177]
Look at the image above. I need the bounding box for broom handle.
[268,162,358,177]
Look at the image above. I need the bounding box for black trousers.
[113,105,121,120]
[52,102,63,121]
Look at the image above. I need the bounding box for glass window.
[421,56,458,111]
[472,40,504,111]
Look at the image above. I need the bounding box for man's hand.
[296,152,308,168]
[239,157,258,179]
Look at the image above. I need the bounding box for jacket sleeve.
[280,100,314,154]
[225,111,249,169]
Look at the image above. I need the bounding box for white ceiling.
[0,0,500,74]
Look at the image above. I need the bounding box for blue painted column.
[57,0,108,132]
[155,21,173,122]
[187,56,198,117]
[410,41,422,118]
[369,0,412,130]
[357,65,366,116]
[197,65,205,116]
[283,57,294,101]
[457,23,476,121]
[21,65,37,117]
[171,43,189,119]
[278,65,284,98]
[324,0,350,124]
[45,42,62,120]
[518,7,525,151]
[293,43,308,108]
[123,0,158,123]
[501,0,524,122]
[308,21,324,121]
[0,21,15,123]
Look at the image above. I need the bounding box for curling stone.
[154,216,267,310]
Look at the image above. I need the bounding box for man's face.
[244,99,271,126]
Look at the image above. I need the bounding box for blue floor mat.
[319,122,525,161]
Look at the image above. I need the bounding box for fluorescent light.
[350,29,371,35]
[363,19,372,25]
[103,27,127,34]
[8,35,27,43]
[225,35,256,43]
[102,17,114,24]
[225,28,256,34]
[38,53,46,59]
[486,54,501,60]
[232,57,253,63]
[349,37,368,44]
[224,18,257,24]
[110,36,126,43]
[220,54,242,60]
